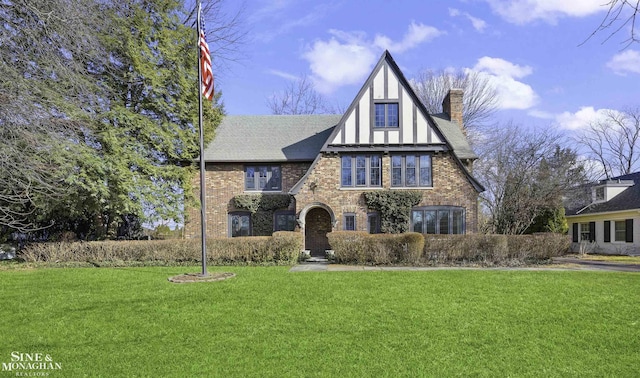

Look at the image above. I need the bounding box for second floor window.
[391,155,432,187]
[341,155,382,187]
[374,103,399,128]
[245,166,281,191]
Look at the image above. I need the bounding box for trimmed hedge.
[328,232,569,266]
[20,231,302,266]
[328,231,424,265]
[424,233,570,265]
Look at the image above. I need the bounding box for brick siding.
[185,152,479,238]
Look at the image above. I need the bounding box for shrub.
[424,233,570,265]
[328,232,368,264]
[328,232,424,265]
[20,231,302,266]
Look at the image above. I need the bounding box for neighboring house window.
[595,186,605,201]
[274,211,297,232]
[344,213,356,231]
[229,212,251,237]
[367,213,380,234]
[579,222,595,242]
[374,103,399,128]
[391,155,432,187]
[615,221,626,242]
[573,222,596,243]
[341,155,382,187]
[411,207,464,234]
[608,219,634,243]
[245,166,281,191]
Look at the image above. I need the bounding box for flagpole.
[196,0,208,277]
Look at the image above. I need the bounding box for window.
[245,166,281,191]
[391,155,432,187]
[344,213,356,231]
[368,213,380,234]
[341,155,382,187]
[374,103,399,128]
[229,212,251,237]
[595,186,605,201]
[275,211,297,232]
[580,222,591,242]
[411,207,464,234]
[615,221,626,242]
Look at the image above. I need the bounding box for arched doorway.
[304,207,332,257]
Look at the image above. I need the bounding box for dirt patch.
[168,272,235,283]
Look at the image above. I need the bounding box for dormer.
[592,179,635,203]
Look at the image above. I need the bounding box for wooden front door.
[305,208,332,257]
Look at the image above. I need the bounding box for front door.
[305,207,332,257]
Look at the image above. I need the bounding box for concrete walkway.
[290,257,640,273]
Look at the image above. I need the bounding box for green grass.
[1,267,639,377]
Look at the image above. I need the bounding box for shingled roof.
[567,172,640,216]
[431,113,477,160]
[202,115,341,162]
[203,113,478,162]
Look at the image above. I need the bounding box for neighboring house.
[185,51,484,256]
[566,172,640,255]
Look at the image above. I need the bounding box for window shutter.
[626,219,634,243]
[604,221,611,243]
[589,222,596,242]
[572,223,578,242]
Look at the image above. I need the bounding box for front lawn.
[1,267,639,377]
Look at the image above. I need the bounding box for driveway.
[552,257,640,272]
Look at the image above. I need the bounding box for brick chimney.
[442,88,464,133]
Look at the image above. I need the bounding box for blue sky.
[211,0,640,131]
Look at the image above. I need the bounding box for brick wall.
[184,162,310,238]
[185,152,479,238]
[294,152,479,233]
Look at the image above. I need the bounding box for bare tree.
[585,0,640,48]
[411,69,499,133]
[182,0,248,73]
[575,108,640,178]
[267,75,340,115]
[476,124,589,234]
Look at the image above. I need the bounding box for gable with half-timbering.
[326,57,445,149]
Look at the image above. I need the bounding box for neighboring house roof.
[566,172,640,216]
[203,114,341,162]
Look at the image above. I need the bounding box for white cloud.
[606,50,640,75]
[267,69,299,81]
[468,57,537,109]
[528,109,555,119]
[473,56,533,78]
[303,22,442,93]
[483,0,605,24]
[302,34,377,93]
[555,107,612,130]
[373,21,443,53]
[449,7,488,32]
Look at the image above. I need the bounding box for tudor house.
[185,51,484,255]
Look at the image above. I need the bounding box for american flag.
[199,22,214,101]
